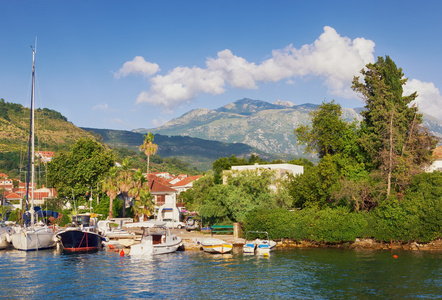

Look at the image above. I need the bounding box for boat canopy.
[23,207,59,225]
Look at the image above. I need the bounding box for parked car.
[185,217,200,231]
[162,219,186,229]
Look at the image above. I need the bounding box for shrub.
[243,207,368,243]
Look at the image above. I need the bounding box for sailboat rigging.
[9,40,58,251]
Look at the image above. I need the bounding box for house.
[173,175,202,194]
[427,145,442,172]
[223,163,304,191]
[35,151,54,164]
[5,192,22,210]
[151,172,172,180]
[148,174,180,222]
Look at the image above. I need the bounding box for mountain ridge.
[133,98,442,155]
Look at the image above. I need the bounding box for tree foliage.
[139,132,158,174]
[294,100,354,159]
[352,56,437,195]
[182,169,293,225]
[47,138,115,201]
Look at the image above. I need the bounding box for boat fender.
[53,235,60,243]
[6,233,12,243]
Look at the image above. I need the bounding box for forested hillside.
[81,127,291,171]
[0,99,99,177]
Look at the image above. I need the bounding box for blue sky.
[1,1,441,131]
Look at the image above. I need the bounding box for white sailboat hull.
[0,225,13,250]
[11,226,56,251]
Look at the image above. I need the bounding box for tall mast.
[30,41,36,227]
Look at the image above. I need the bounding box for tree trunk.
[387,111,394,196]
[109,196,113,218]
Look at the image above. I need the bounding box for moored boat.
[10,42,58,251]
[55,213,105,253]
[0,221,13,250]
[126,220,182,256]
[243,231,276,254]
[256,238,276,254]
[201,237,233,254]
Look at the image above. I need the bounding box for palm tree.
[102,166,119,218]
[117,158,133,218]
[129,169,152,221]
[139,132,158,175]
[133,189,153,221]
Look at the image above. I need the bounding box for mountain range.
[2,98,441,173]
[134,98,442,156]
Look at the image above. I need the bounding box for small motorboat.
[243,231,276,254]
[243,231,257,254]
[201,237,233,254]
[256,238,276,254]
[126,221,182,256]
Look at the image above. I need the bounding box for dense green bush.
[368,172,442,243]
[243,208,297,240]
[307,207,368,243]
[244,172,441,243]
[243,207,368,243]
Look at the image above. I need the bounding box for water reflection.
[0,247,440,299]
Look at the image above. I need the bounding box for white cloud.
[92,103,110,111]
[405,79,442,119]
[114,56,160,78]
[130,26,376,110]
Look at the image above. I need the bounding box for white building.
[427,146,442,172]
[224,163,304,191]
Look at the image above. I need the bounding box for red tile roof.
[5,192,21,199]
[174,175,202,187]
[148,174,177,193]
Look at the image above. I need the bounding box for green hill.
[0,99,99,177]
[81,127,290,171]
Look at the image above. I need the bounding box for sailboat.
[10,41,57,251]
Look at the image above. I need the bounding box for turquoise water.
[0,247,440,299]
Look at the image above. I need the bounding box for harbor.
[1,244,440,299]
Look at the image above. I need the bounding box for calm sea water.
[0,247,440,299]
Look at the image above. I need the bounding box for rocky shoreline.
[177,230,442,251]
[275,238,442,251]
[112,230,442,254]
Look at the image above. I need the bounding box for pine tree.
[352,56,437,196]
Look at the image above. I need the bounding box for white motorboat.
[243,240,257,254]
[126,221,182,256]
[10,43,57,251]
[243,231,276,254]
[0,221,13,250]
[256,239,276,253]
[201,237,233,254]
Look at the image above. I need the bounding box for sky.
[1,1,442,131]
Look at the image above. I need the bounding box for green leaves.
[294,100,352,159]
[47,138,115,200]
